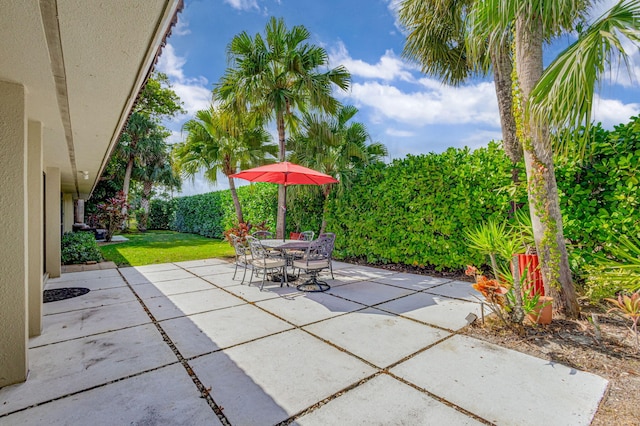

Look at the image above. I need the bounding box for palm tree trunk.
[276,111,286,239]
[138,180,153,232]
[228,175,244,224]
[319,186,331,235]
[515,16,579,318]
[121,156,134,220]
[490,43,521,164]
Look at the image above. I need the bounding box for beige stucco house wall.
[0,0,183,388]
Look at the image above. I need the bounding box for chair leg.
[233,262,238,280]
[240,263,247,285]
[248,265,254,287]
[260,267,266,291]
[330,261,334,279]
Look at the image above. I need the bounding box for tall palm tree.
[215,16,351,238]
[398,0,522,164]
[133,143,181,232]
[288,105,388,233]
[173,106,277,224]
[467,0,640,317]
[116,113,168,220]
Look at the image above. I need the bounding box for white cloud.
[385,128,415,137]
[385,0,405,33]
[342,79,499,128]
[330,42,415,82]
[224,0,259,11]
[156,44,212,117]
[173,17,191,36]
[592,95,640,128]
[602,37,640,88]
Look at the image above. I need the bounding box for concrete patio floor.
[0,259,609,425]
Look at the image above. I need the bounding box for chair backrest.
[247,236,269,260]
[252,230,273,240]
[229,233,240,245]
[233,239,249,262]
[304,236,334,264]
[299,230,315,241]
[317,233,336,255]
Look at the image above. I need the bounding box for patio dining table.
[259,239,311,282]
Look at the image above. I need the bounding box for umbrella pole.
[283,184,287,241]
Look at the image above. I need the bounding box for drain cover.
[43,287,90,303]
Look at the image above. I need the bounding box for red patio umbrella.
[230,162,338,240]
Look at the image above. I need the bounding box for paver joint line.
[118,269,232,426]
[386,371,495,425]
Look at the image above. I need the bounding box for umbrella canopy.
[230,162,338,186]
[230,162,338,240]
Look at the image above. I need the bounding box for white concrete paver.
[199,270,250,287]
[0,324,176,416]
[30,300,150,347]
[304,308,449,368]
[144,288,245,321]
[161,304,293,358]
[42,286,138,315]
[425,279,478,301]
[136,276,215,297]
[47,269,121,283]
[182,263,236,277]
[0,364,221,426]
[371,272,452,290]
[391,334,609,426]
[190,329,376,426]
[45,275,126,291]
[376,292,485,331]
[173,258,230,268]
[295,373,484,426]
[133,263,181,273]
[140,268,196,283]
[256,291,365,326]
[326,280,417,306]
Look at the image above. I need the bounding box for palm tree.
[117,113,168,221]
[133,143,181,232]
[173,106,277,223]
[215,16,351,239]
[467,0,640,317]
[288,105,388,233]
[398,0,522,165]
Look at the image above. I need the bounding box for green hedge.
[149,198,176,230]
[172,183,277,238]
[326,142,521,270]
[61,232,102,265]
[557,117,640,272]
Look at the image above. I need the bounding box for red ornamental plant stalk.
[96,191,129,242]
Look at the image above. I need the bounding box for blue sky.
[158,0,640,196]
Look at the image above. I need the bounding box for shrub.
[149,198,175,230]
[95,191,128,242]
[61,232,102,264]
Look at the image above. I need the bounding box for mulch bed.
[43,287,90,303]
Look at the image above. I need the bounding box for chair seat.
[293,259,330,271]
[253,258,286,268]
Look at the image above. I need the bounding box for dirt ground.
[355,260,640,425]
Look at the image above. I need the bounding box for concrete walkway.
[0,259,608,425]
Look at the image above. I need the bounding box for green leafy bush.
[61,232,102,265]
[149,198,175,230]
[556,117,640,274]
[172,183,277,239]
[326,143,522,270]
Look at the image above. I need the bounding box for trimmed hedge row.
[171,183,277,239]
[557,117,640,272]
[325,142,521,270]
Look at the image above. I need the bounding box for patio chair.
[231,236,252,285]
[247,236,287,291]
[298,230,315,241]
[317,233,336,279]
[252,230,273,240]
[292,236,335,292]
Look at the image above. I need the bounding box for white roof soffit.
[0,0,183,198]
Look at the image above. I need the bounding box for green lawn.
[100,230,234,267]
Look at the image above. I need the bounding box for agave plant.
[605,291,640,351]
